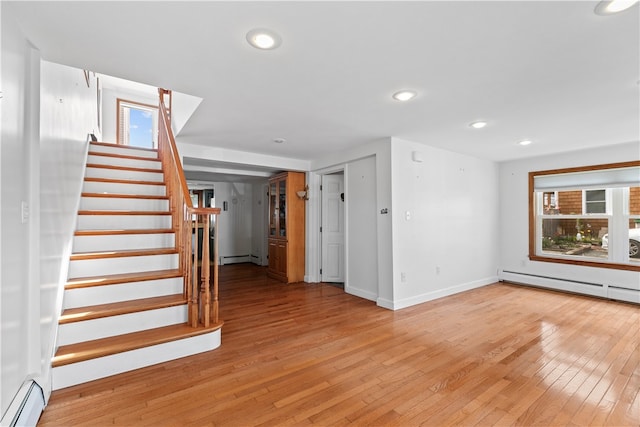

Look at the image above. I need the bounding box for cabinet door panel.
[268,240,278,270]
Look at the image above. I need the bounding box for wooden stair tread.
[84,177,165,186]
[86,163,164,173]
[82,192,168,200]
[60,294,186,324]
[66,269,182,289]
[88,151,159,162]
[53,322,224,367]
[70,247,178,261]
[77,210,171,215]
[90,141,158,152]
[75,228,174,236]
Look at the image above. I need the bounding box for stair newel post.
[201,213,211,327]
[211,212,219,324]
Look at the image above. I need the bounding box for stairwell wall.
[38,60,99,400]
[1,5,38,418]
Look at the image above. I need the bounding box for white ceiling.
[7,1,640,165]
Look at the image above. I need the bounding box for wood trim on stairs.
[75,229,174,236]
[87,151,160,162]
[70,248,178,261]
[77,210,171,215]
[59,294,187,324]
[83,177,166,186]
[81,193,169,200]
[52,322,223,367]
[86,163,164,174]
[90,141,158,153]
[65,269,182,289]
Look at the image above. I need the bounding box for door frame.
[321,172,345,283]
[306,165,348,285]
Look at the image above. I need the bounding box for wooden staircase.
[52,141,222,390]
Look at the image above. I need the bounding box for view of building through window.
[530,163,640,269]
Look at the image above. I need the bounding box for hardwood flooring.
[39,264,639,426]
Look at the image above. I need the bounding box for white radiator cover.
[0,381,45,427]
[499,270,640,304]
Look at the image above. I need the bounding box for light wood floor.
[39,264,639,426]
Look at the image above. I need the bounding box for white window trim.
[116,99,158,148]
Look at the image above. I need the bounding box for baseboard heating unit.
[0,381,45,427]
[500,270,639,304]
[219,254,251,265]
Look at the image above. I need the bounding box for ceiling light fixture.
[246,28,282,50]
[273,138,286,144]
[392,90,417,102]
[469,121,487,129]
[518,140,532,146]
[594,0,639,15]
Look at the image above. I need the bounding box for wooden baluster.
[201,214,211,327]
[157,88,221,329]
[190,210,200,328]
[211,213,219,324]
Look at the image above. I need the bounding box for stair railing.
[157,88,221,327]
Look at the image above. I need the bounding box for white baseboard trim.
[378,276,498,311]
[345,285,377,302]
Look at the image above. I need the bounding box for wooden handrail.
[157,88,221,327]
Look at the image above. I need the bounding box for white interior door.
[321,173,345,283]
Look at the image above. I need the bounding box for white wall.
[310,138,393,304]
[38,60,98,398]
[388,138,500,309]
[345,156,378,301]
[1,6,101,416]
[251,182,269,265]
[498,141,640,301]
[1,5,37,417]
[212,182,253,262]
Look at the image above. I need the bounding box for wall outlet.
[435,266,441,275]
[400,272,406,282]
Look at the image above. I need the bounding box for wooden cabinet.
[267,171,305,283]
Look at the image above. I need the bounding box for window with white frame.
[116,99,158,148]
[529,162,640,270]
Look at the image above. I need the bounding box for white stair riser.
[82,180,166,196]
[69,254,179,278]
[73,233,175,253]
[85,167,164,183]
[58,305,187,346]
[76,214,171,230]
[64,277,183,309]
[87,154,161,170]
[89,144,159,159]
[52,329,221,390]
[80,197,169,211]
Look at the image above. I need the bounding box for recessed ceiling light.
[518,140,532,146]
[594,0,639,15]
[246,29,282,50]
[273,138,286,144]
[469,121,487,129]
[392,90,417,102]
